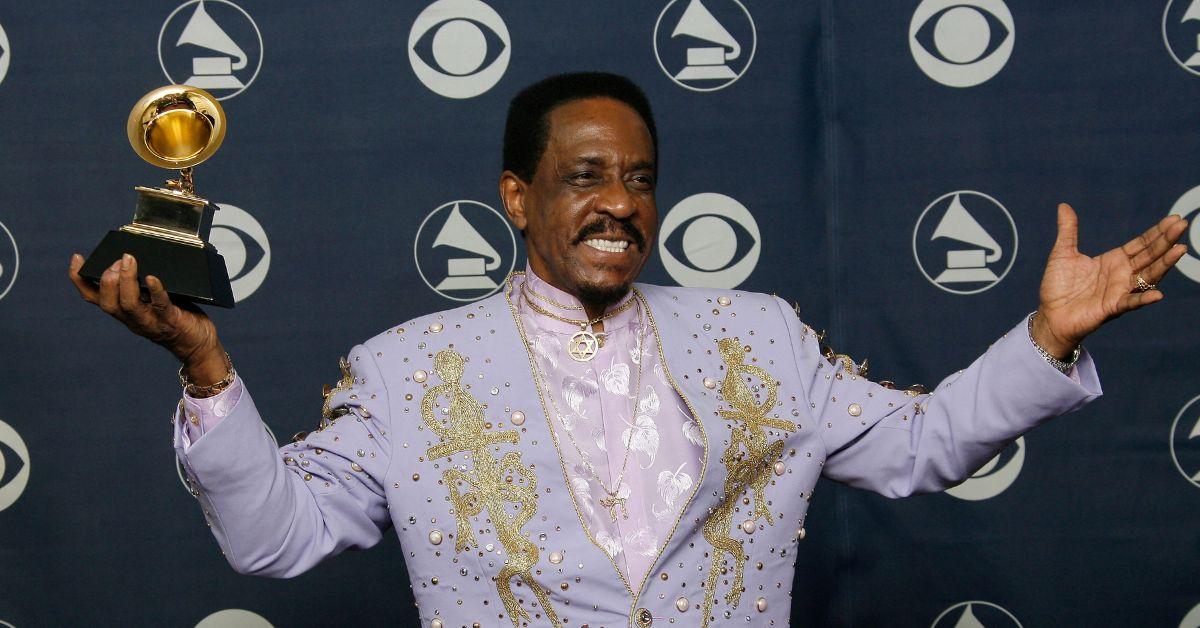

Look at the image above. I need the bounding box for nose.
[594,178,636,219]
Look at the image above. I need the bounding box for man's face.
[503,97,657,303]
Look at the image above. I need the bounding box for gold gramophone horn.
[126,85,226,173]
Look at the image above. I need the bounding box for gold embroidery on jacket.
[421,349,560,628]
[701,338,796,626]
[319,356,354,427]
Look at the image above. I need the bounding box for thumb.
[1054,203,1079,254]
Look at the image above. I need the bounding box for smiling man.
[69,72,1188,627]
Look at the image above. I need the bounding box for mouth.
[581,237,631,254]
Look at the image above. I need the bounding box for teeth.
[583,239,629,253]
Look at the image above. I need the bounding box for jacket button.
[636,607,653,627]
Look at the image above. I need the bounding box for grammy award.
[79,85,235,308]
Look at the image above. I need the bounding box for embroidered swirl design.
[421,349,560,627]
[319,356,354,426]
[701,338,796,626]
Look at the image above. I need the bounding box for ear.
[499,171,528,231]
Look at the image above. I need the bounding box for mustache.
[573,219,646,250]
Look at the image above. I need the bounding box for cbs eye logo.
[408,0,511,99]
[943,436,1024,501]
[658,192,760,289]
[0,419,31,512]
[0,20,10,88]
[209,204,270,303]
[910,0,1015,87]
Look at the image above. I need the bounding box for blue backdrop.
[0,1,1197,626]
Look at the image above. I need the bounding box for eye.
[0,437,26,490]
[628,174,656,190]
[411,17,507,78]
[210,223,265,282]
[570,171,600,185]
[913,4,1010,65]
[664,213,755,274]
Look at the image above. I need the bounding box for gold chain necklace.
[523,289,648,523]
[523,283,585,311]
[520,284,636,362]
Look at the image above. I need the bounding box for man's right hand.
[68,252,229,385]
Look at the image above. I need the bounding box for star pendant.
[568,330,599,362]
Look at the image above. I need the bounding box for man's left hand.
[1032,203,1189,358]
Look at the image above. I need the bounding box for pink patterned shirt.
[514,269,701,590]
[179,268,701,589]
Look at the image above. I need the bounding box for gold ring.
[1133,273,1157,293]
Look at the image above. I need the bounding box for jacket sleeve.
[773,297,1102,497]
[173,343,392,577]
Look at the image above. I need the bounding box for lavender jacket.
[173,283,1101,628]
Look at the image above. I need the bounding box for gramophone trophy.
[79,85,235,308]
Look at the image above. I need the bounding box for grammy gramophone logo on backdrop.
[910,0,1014,88]
[1166,184,1200,284]
[0,219,17,301]
[414,200,516,302]
[654,0,756,92]
[912,190,1018,295]
[408,0,511,99]
[930,601,1022,628]
[159,0,263,101]
[0,418,31,513]
[0,19,10,88]
[1170,394,1200,489]
[1163,0,1200,76]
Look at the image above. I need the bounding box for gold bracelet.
[179,352,236,398]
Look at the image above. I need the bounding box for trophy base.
[80,229,235,308]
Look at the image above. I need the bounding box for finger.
[116,255,156,327]
[145,275,176,319]
[1121,214,1182,258]
[67,253,100,304]
[1139,243,1189,284]
[1116,289,1165,314]
[1054,203,1079,253]
[117,254,141,308]
[1129,216,1189,271]
[96,259,123,317]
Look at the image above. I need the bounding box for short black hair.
[503,72,658,183]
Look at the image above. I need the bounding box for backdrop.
[0,1,1198,626]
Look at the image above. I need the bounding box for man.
[68,73,1187,628]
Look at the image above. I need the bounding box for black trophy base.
[80,230,235,308]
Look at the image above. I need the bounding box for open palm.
[1035,204,1189,355]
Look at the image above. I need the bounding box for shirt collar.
[520,264,639,334]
